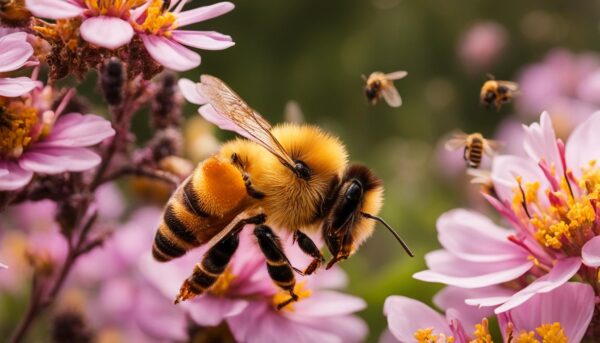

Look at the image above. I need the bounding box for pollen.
[0,103,39,159]
[209,267,235,296]
[272,281,312,312]
[536,323,567,343]
[134,0,177,36]
[412,328,454,343]
[84,0,146,15]
[514,330,538,343]
[471,318,492,343]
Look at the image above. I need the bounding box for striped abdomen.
[152,156,249,262]
[467,137,483,168]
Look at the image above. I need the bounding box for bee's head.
[323,165,413,269]
[365,81,381,103]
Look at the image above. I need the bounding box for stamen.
[516,176,532,219]
[472,318,492,343]
[0,102,39,158]
[208,267,235,296]
[272,281,311,312]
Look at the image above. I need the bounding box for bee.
[445,132,500,169]
[363,71,407,107]
[0,0,31,24]
[154,75,413,307]
[480,75,519,110]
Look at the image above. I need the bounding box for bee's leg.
[253,225,299,310]
[175,214,266,304]
[231,153,264,199]
[293,230,325,275]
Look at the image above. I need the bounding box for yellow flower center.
[413,327,455,343]
[0,101,39,159]
[512,322,568,343]
[512,162,600,251]
[208,267,235,296]
[84,0,146,16]
[470,318,493,343]
[272,281,312,312]
[134,0,177,36]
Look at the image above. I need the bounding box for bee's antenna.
[361,212,414,257]
[361,74,367,82]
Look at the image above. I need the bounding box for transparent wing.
[385,70,408,80]
[483,139,503,156]
[445,132,468,150]
[498,81,519,93]
[381,84,402,107]
[198,75,296,170]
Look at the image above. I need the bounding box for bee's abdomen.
[468,138,483,168]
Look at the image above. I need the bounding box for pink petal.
[175,2,235,27]
[379,329,400,343]
[494,257,582,313]
[433,286,513,329]
[19,146,101,173]
[135,288,188,341]
[301,315,368,343]
[171,30,235,50]
[498,282,594,343]
[140,34,200,71]
[199,103,253,140]
[0,160,33,191]
[566,111,600,176]
[0,38,33,73]
[0,263,6,269]
[290,291,366,317]
[437,209,524,262]
[581,236,600,267]
[178,78,206,105]
[522,112,562,175]
[491,154,550,206]
[25,0,84,19]
[37,113,115,147]
[80,16,134,49]
[0,77,38,97]
[413,250,533,288]
[185,296,248,326]
[383,296,451,342]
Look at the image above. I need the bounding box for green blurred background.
[163,0,600,341]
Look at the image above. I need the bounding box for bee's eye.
[294,160,311,180]
[346,181,363,201]
[497,85,508,94]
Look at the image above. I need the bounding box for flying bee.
[480,75,519,110]
[154,75,413,308]
[445,132,500,169]
[363,70,407,107]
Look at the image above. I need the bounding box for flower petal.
[19,146,101,173]
[140,34,200,72]
[25,0,83,19]
[0,160,33,191]
[171,30,235,50]
[80,16,134,49]
[413,250,533,288]
[178,78,206,105]
[175,2,234,27]
[436,209,523,262]
[199,104,252,139]
[522,111,562,174]
[0,77,38,97]
[494,257,582,313]
[498,282,594,343]
[491,154,549,206]
[0,35,33,72]
[566,111,600,176]
[383,296,451,342]
[581,235,600,267]
[37,113,115,147]
[185,296,248,326]
[291,291,366,317]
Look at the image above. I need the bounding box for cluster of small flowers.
[385,112,600,342]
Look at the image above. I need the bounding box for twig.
[102,166,180,186]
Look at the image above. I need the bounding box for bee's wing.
[483,139,503,156]
[466,168,491,184]
[198,75,296,170]
[385,70,408,80]
[444,132,468,150]
[381,84,402,107]
[499,81,519,93]
[201,208,265,251]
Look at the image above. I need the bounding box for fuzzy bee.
[480,75,519,110]
[363,71,407,107]
[445,132,500,169]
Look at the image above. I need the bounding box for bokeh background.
[3,0,600,341]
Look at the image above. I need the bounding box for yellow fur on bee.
[351,184,383,253]
[194,156,247,216]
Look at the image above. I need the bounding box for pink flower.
[516,49,600,136]
[26,0,235,71]
[416,111,600,315]
[0,32,39,97]
[457,21,507,73]
[0,87,115,190]
[142,229,368,342]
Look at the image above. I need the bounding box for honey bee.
[445,132,500,169]
[0,0,31,24]
[480,75,519,110]
[363,71,407,107]
[154,75,413,307]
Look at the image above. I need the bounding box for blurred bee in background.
[480,75,519,110]
[0,0,31,24]
[153,75,413,308]
[445,132,500,169]
[363,70,407,108]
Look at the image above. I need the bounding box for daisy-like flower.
[383,282,594,343]
[0,32,39,97]
[415,111,600,315]
[0,86,115,191]
[142,229,368,343]
[26,0,235,71]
